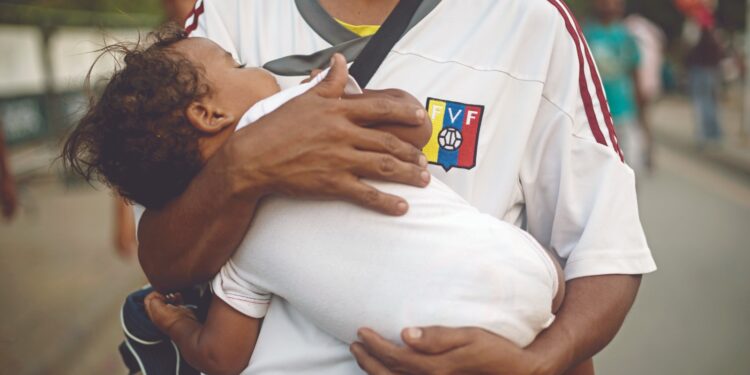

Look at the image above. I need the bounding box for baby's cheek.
[250,69,282,96]
[263,75,282,95]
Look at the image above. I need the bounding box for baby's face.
[173,37,281,123]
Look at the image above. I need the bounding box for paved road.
[597,146,750,375]
[1,139,748,374]
[0,180,145,375]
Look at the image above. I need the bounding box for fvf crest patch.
[423,98,485,171]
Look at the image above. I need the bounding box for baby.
[64,25,563,374]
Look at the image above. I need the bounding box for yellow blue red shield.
[423,98,484,171]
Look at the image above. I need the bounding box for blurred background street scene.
[0,0,748,374]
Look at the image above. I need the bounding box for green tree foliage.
[0,0,162,14]
[1,0,745,37]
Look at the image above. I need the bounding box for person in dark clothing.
[685,6,724,144]
[0,121,17,220]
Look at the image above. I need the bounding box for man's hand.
[139,53,431,291]
[351,275,641,375]
[225,53,431,215]
[351,327,544,375]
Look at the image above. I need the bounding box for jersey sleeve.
[521,3,656,280]
[211,260,272,318]
[184,0,241,60]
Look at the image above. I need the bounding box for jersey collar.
[264,0,441,76]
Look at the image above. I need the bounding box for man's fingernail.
[418,154,428,167]
[421,171,430,184]
[397,202,408,214]
[416,109,426,121]
[407,327,423,340]
[330,55,336,67]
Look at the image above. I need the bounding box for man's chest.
[233,2,551,215]
[279,64,541,217]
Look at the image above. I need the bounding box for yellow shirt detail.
[336,18,380,37]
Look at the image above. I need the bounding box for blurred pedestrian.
[624,15,666,102]
[114,195,137,258]
[0,120,18,220]
[162,0,196,23]
[681,1,724,145]
[585,0,647,172]
[624,14,667,171]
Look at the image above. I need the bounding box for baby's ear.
[186,101,235,134]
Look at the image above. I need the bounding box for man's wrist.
[525,328,576,375]
[215,136,272,200]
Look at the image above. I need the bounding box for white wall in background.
[0,26,46,97]
[0,25,144,97]
[50,27,142,92]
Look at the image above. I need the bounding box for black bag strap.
[349,0,423,88]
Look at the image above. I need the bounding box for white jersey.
[209,77,558,373]
[184,0,656,373]
[214,179,559,350]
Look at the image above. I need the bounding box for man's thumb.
[314,53,348,98]
[401,326,475,355]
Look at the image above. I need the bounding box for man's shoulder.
[401,0,572,80]
[422,0,574,55]
[437,0,563,23]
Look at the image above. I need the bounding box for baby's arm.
[145,292,260,375]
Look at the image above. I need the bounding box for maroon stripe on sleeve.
[546,0,607,147]
[185,1,205,35]
[559,1,624,161]
[183,6,195,28]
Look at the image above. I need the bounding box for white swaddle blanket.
[212,70,558,347]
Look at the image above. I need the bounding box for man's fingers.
[351,343,396,375]
[357,328,432,374]
[401,326,477,355]
[355,88,409,100]
[312,53,348,99]
[350,151,430,188]
[357,329,403,364]
[344,94,427,127]
[300,69,324,84]
[337,179,409,216]
[350,127,427,166]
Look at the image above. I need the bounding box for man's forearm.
[529,274,642,374]
[138,146,264,292]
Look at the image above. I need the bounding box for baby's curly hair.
[63,23,210,209]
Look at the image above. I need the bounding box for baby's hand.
[301,69,323,84]
[144,291,198,334]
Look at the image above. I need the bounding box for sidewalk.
[649,94,750,177]
[0,178,145,375]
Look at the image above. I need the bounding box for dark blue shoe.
[119,285,212,375]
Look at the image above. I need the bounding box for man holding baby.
[136,1,656,374]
